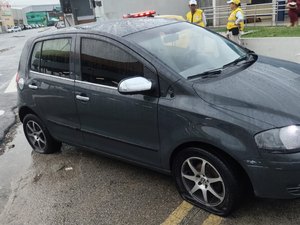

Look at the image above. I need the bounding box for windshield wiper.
[186,52,257,80]
[187,68,222,80]
[222,55,248,69]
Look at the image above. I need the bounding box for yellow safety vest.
[186,9,205,27]
[227,7,245,31]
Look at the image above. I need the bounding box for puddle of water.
[0,124,32,214]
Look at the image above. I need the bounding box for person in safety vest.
[226,0,244,45]
[186,0,206,27]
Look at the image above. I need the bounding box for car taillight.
[123,10,156,18]
[15,72,20,83]
[16,72,25,90]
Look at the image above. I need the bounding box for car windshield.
[128,22,247,79]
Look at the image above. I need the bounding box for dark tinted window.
[30,42,42,72]
[81,38,144,87]
[40,38,71,78]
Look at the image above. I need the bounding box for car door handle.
[28,84,38,90]
[76,95,90,102]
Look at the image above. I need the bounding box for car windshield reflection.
[128,22,248,79]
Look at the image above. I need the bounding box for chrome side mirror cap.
[118,77,152,94]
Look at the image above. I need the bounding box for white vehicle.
[55,21,66,29]
[7,26,22,32]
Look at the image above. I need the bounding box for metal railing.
[202,2,289,27]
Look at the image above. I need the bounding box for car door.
[27,35,82,145]
[74,35,160,166]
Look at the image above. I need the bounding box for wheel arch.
[19,106,38,123]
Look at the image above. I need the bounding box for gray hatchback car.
[17,18,300,216]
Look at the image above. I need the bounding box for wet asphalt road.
[0,27,55,143]
[0,124,184,225]
[1,124,300,225]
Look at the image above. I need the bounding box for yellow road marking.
[161,201,193,225]
[201,214,223,225]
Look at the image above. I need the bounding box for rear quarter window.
[30,42,42,72]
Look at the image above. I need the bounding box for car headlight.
[255,125,300,152]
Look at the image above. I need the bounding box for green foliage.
[242,26,300,38]
[211,26,300,37]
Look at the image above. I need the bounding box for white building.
[93,0,252,26]
[94,0,195,21]
[11,4,61,26]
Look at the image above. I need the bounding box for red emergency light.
[123,10,156,19]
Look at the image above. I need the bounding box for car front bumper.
[245,151,300,199]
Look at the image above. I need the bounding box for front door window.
[81,38,144,87]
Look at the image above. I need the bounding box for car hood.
[193,56,300,127]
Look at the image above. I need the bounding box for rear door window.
[40,39,71,78]
[30,38,72,79]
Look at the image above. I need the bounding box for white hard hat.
[189,0,197,5]
[227,0,240,4]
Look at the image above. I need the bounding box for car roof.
[59,18,180,37]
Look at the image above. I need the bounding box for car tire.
[23,114,61,154]
[172,147,241,216]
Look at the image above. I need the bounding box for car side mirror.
[118,77,152,94]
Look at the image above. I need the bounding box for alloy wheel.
[181,157,225,207]
[26,120,47,151]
